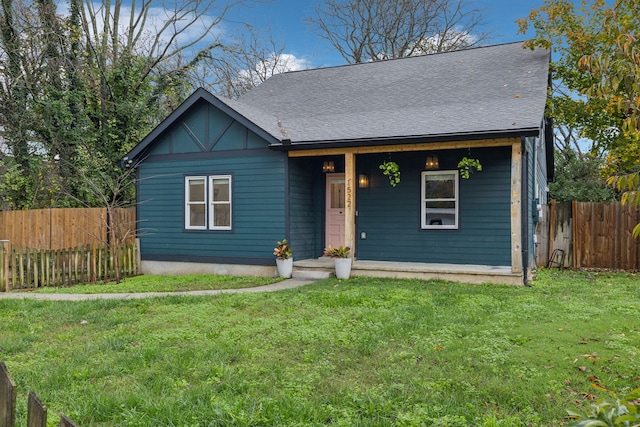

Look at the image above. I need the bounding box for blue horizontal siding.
[289,158,323,259]
[356,147,512,266]
[138,151,287,262]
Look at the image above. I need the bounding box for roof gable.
[122,88,279,165]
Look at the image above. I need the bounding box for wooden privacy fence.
[0,207,136,250]
[0,242,139,291]
[1,361,78,427]
[547,200,640,270]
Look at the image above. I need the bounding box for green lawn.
[1,269,639,426]
[29,274,282,294]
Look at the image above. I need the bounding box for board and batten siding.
[356,147,512,266]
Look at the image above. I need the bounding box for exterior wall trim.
[511,142,523,273]
[287,137,518,157]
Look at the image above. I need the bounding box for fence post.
[27,392,47,427]
[0,241,9,293]
[59,414,78,427]
[572,200,578,270]
[135,238,141,275]
[0,361,17,427]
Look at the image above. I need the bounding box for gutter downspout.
[521,137,531,287]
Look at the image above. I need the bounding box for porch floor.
[293,258,523,285]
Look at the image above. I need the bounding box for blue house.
[123,42,552,285]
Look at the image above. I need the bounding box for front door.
[325,173,345,249]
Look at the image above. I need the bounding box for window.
[421,171,458,229]
[186,177,207,230]
[329,178,345,209]
[209,176,231,230]
[185,175,232,230]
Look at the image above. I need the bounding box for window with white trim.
[209,176,232,230]
[185,175,232,230]
[421,171,458,229]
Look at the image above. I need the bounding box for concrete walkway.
[0,278,315,301]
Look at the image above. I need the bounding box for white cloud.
[237,52,311,87]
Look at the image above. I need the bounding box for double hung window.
[421,171,458,229]
[185,175,232,230]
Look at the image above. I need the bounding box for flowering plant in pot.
[323,245,351,258]
[323,245,352,279]
[273,239,293,278]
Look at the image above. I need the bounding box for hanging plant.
[457,157,482,179]
[379,161,401,187]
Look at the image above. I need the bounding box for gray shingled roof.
[236,41,550,146]
[124,42,551,163]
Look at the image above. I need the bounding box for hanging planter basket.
[457,157,483,179]
[379,161,400,187]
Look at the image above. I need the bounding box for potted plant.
[457,157,482,179]
[379,161,401,187]
[273,239,293,278]
[323,245,352,279]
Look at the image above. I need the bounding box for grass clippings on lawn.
[1,269,639,426]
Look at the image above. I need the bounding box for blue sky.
[224,0,547,68]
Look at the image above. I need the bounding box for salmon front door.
[325,173,345,249]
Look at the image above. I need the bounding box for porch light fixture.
[425,155,439,170]
[358,173,369,188]
[322,161,335,173]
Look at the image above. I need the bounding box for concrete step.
[292,269,332,280]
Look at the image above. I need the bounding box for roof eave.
[269,128,541,152]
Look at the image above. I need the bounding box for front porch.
[293,258,523,286]
[288,140,525,274]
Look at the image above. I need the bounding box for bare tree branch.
[193,24,306,98]
[307,0,489,64]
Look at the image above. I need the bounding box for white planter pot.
[334,258,352,279]
[276,258,293,278]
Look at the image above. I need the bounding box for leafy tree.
[307,0,488,64]
[0,0,252,209]
[549,150,617,202]
[519,0,640,220]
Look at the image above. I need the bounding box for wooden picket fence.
[0,361,78,427]
[0,242,139,291]
[0,207,136,250]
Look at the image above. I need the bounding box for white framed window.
[184,175,232,230]
[185,176,207,230]
[421,170,458,229]
[209,175,232,230]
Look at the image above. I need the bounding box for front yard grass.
[28,274,282,294]
[1,269,638,426]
